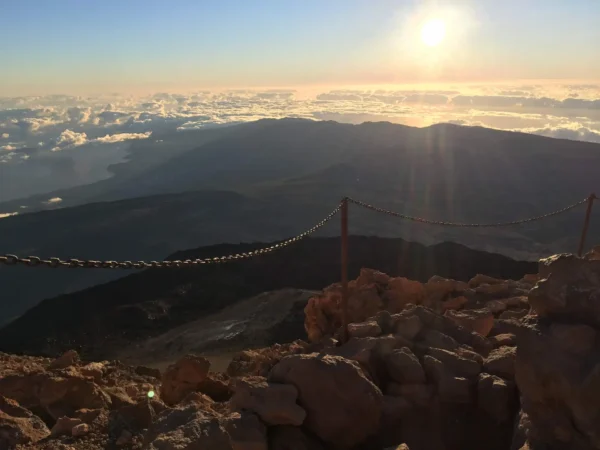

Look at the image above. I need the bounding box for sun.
[421,19,446,47]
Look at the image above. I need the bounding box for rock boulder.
[269,353,383,448]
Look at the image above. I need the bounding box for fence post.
[578,193,596,257]
[341,197,349,343]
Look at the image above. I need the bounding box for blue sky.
[1,0,599,94]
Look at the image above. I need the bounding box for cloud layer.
[0,83,599,203]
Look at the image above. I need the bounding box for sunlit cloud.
[44,197,63,204]
[0,83,597,204]
[0,212,18,219]
[93,131,152,143]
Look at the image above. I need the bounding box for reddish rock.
[347,284,385,325]
[199,372,233,402]
[584,245,600,261]
[48,350,79,370]
[477,373,516,423]
[357,268,391,287]
[230,376,306,426]
[520,274,540,285]
[0,396,50,447]
[143,405,232,449]
[80,362,104,382]
[74,408,102,424]
[485,300,509,314]
[51,416,83,436]
[469,274,506,288]
[385,383,434,408]
[104,386,135,409]
[501,296,529,308]
[332,336,397,372]
[531,255,600,326]
[270,354,383,448]
[490,333,517,348]
[269,425,326,450]
[455,347,485,365]
[348,321,382,339]
[116,429,133,447]
[516,317,600,449]
[374,310,395,334]
[499,309,529,321]
[427,348,481,379]
[181,391,216,410]
[161,354,211,405]
[442,296,468,311]
[444,309,495,337]
[392,314,423,341]
[381,395,413,429]
[422,356,471,403]
[424,276,469,304]
[476,283,512,298]
[223,411,268,450]
[385,278,425,312]
[485,346,516,380]
[72,422,90,436]
[421,330,459,352]
[115,399,157,429]
[549,323,597,356]
[385,348,426,384]
[305,280,383,343]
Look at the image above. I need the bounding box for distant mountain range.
[0,236,537,358]
[0,118,598,321]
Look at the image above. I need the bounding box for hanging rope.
[0,203,342,269]
[0,194,593,269]
[346,196,589,228]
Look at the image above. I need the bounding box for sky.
[1,0,599,94]
[1,0,599,208]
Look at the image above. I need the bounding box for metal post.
[341,197,349,343]
[578,193,596,257]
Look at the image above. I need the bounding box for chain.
[346,196,590,227]
[0,203,342,269]
[0,194,593,269]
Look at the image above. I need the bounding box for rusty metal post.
[578,193,596,257]
[341,197,349,343]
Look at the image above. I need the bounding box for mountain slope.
[0,236,537,358]
[0,119,598,319]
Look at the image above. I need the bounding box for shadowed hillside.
[0,119,598,319]
[0,236,536,358]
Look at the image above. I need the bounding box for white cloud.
[44,197,63,204]
[0,212,18,219]
[522,124,600,144]
[1,144,17,151]
[1,133,8,138]
[52,129,88,151]
[66,106,92,123]
[92,131,152,144]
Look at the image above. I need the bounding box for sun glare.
[421,19,446,47]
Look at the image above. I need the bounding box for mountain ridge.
[0,235,537,359]
[0,119,598,319]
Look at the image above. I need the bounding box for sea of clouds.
[0,83,599,204]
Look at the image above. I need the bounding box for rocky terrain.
[1,245,599,450]
[0,237,536,359]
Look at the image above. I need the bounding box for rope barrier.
[0,202,342,269]
[346,196,590,227]
[0,194,594,269]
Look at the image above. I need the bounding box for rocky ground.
[1,246,599,450]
